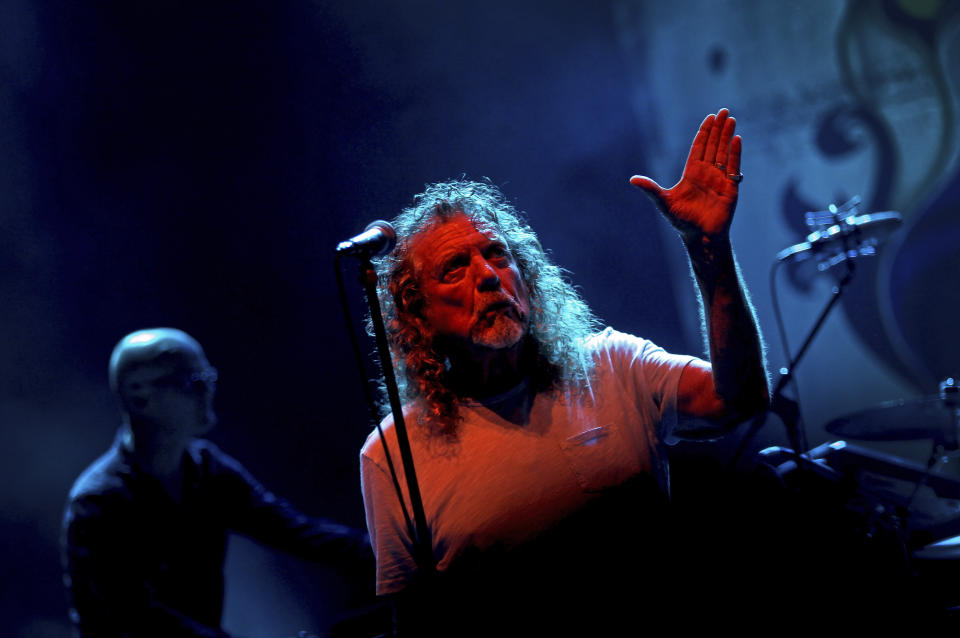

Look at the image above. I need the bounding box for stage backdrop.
[616,0,960,459]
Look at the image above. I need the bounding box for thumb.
[629,175,665,208]
[630,174,662,195]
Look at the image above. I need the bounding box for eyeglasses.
[151,367,219,394]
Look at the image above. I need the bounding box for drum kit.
[797,377,960,543]
[756,380,960,619]
[754,198,960,618]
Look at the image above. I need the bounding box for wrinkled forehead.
[407,212,504,266]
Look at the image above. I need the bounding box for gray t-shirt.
[360,327,697,595]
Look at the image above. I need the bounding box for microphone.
[336,220,397,257]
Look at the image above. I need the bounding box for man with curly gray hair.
[369,178,601,430]
[360,108,769,635]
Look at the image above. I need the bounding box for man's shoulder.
[184,437,254,484]
[360,412,398,460]
[360,402,425,462]
[64,444,135,533]
[67,444,127,504]
[580,328,698,386]
[585,326,632,345]
[582,326,653,359]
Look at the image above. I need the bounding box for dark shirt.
[61,431,371,638]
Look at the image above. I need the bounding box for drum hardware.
[754,441,920,617]
[742,199,960,617]
[757,442,915,541]
[824,377,960,449]
[776,195,903,284]
[761,439,960,547]
[811,440,960,500]
[759,385,960,618]
[820,377,960,545]
[728,196,903,470]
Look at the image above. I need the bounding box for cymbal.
[776,207,902,286]
[824,396,959,443]
[776,210,902,264]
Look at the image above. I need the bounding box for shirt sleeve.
[589,327,702,444]
[360,431,419,596]
[202,444,373,572]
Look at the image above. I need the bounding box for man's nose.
[475,259,501,291]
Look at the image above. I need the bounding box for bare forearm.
[631,107,766,421]
[684,233,769,414]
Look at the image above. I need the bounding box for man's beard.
[470,307,526,350]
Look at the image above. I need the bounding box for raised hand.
[630,108,742,240]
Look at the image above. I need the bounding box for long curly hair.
[371,179,600,430]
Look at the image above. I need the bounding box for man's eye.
[441,266,465,283]
[439,255,469,282]
[487,245,509,261]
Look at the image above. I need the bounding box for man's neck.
[121,421,188,481]
[446,338,531,399]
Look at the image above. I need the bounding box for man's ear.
[398,285,424,317]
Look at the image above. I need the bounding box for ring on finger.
[727,172,743,183]
[715,162,726,171]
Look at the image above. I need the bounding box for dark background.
[2,1,958,636]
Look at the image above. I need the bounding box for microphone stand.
[728,261,855,471]
[356,258,435,574]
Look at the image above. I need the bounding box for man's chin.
[472,317,526,350]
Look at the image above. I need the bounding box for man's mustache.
[474,294,524,322]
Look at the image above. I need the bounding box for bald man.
[61,328,371,638]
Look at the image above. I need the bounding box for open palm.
[631,108,742,239]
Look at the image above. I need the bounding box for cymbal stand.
[728,261,856,471]
[905,378,960,528]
